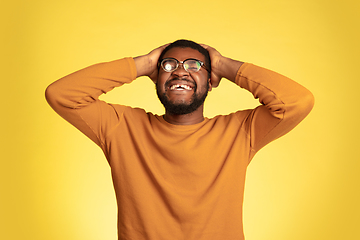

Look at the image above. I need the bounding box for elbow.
[45,83,54,105]
[290,89,315,121]
[45,83,57,107]
[302,89,315,115]
[45,82,65,110]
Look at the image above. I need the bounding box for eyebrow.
[161,57,203,62]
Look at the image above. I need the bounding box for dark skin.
[134,44,244,125]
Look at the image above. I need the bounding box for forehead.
[163,47,205,62]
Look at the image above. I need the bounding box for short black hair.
[158,39,211,77]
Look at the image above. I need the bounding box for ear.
[208,78,213,91]
[150,74,159,84]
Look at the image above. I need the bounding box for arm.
[45,44,168,146]
[237,63,314,158]
[202,45,314,159]
[45,58,137,146]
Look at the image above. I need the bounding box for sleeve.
[234,63,315,161]
[45,57,137,148]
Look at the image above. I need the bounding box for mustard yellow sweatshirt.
[46,57,314,240]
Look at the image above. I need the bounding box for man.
[46,39,314,240]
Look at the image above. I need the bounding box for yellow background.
[1,0,359,239]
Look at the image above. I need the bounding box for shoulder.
[109,103,158,122]
[209,109,255,123]
[204,109,257,136]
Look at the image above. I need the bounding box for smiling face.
[156,47,211,115]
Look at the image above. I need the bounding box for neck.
[163,106,205,125]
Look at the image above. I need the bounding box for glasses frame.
[159,57,210,73]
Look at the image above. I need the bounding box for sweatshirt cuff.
[125,57,137,81]
[234,62,251,86]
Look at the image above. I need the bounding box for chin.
[156,82,209,115]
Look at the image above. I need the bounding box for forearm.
[235,63,314,119]
[133,55,153,78]
[216,57,244,83]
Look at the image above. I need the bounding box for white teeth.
[170,84,192,90]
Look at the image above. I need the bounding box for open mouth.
[166,79,195,91]
[169,84,193,91]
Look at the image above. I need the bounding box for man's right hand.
[134,44,169,82]
[201,44,244,86]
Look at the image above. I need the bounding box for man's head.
[156,39,212,115]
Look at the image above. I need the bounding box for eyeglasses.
[159,58,209,73]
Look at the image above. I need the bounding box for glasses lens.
[162,59,177,72]
[184,60,201,72]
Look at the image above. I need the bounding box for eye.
[164,63,173,71]
[162,59,177,72]
[185,60,201,72]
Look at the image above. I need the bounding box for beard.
[156,80,209,115]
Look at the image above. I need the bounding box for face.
[156,47,211,115]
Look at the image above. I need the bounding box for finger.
[158,43,170,51]
[200,44,215,52]
[149,43,170,56]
